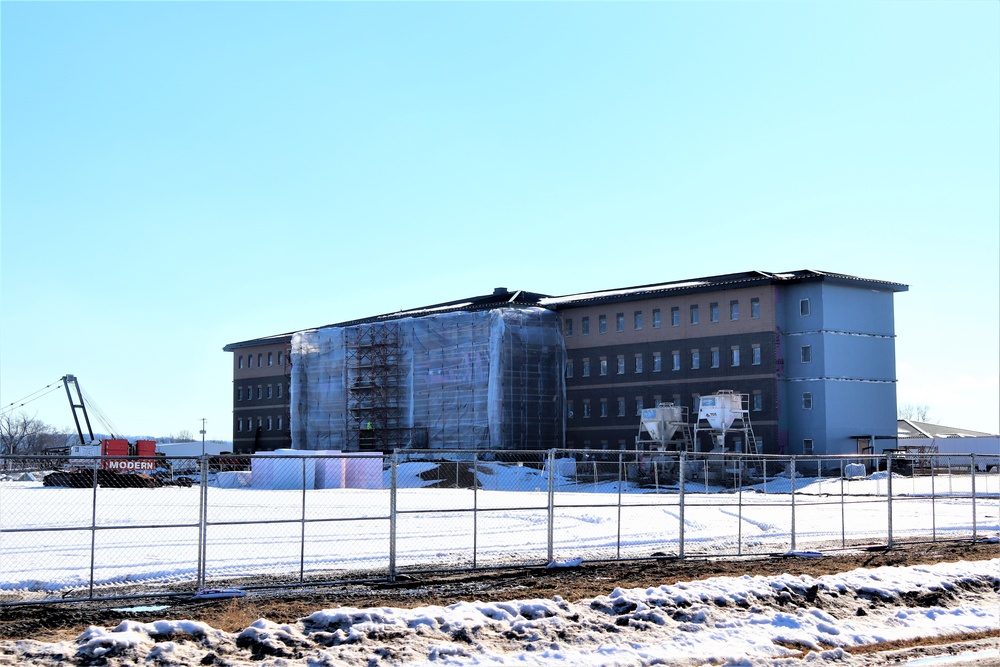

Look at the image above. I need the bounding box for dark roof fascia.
[223,334,294,352]
[543,270,907,311]
[223,289,550,351]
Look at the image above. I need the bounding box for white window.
[801,345,812,363]
[246,385,252,400]
[278,417,283,430]
[691,349,700,369]
[268,352,273,366]
[565,319,573,336]
[751,297,760,319]
[237,419,243,432]
[237,387,243,401]
[710,302,719,323]
[671,307,680,326]
[616,355,625,375]
[600,398,608,418]
[581,317,590,335]
[730,300,739,321]
[634,354,643,373]
[615,313,624,333]
[599,315,608,334]
[652,309,661,328]
[566,360,574,378]
[267,385,273,399]
[803,392,813,410]
[800,299,811,316]
[672,351,681,371]
[278,352,283,366]
[267,417,273,431]
[277,384,283,398]
[582,359,590,377]
[752,344,761,365]
[238,355,244,369]
[731,346,740,367]
[617,397,625,417]
[690,305,699,325]
[653,351,662,372]
[583,400,591,419]
[599,357,608,376]
[635,396,644,416]
[634,311,642,330]
[711,348,720,368]
[752,392,763,411]
[257,353,263,367]
[257,386,262,400]
[247,355,253,369]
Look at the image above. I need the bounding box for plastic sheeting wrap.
[291,308,564,451]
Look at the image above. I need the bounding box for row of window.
[237,383,289,401]
[238,351,284,370]
[236,416,285,432]
[568,345,762,378]
[568,392,766,419]
[564,298,763,337]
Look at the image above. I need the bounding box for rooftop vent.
[493,287,508,296]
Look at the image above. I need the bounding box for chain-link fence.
[1,450,997,605]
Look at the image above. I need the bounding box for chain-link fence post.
[737,456,743,556]
[970,454,977,541]
[790,456,797,552]
[89,459,98,599]
[547,449,555,564]
[389,451,398,583]
[300,456,307,583]
[197,455,209,590]
[839,460,846,548]
[473,452,479,569]
[888,453,896,548]
[931,455,937,542]
[678,451,686,559]
[616,452,623,560]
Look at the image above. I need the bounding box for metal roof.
[223,270,908,351]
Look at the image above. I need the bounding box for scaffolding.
[345,322,404,451]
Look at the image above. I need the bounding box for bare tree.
[0,413,66,455]
[897,403,931,422]
[171,429,196,442]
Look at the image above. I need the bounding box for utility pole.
[199,418,207,457]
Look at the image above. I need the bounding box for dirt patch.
[1,540,996,643]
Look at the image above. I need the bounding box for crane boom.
[62,374,95,445]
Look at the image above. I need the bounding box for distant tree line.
[0,412,213,455]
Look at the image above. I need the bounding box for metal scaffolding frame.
[345,322,405,451]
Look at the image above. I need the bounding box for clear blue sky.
[2,1,998,440]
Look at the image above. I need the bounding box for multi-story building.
[224,270,906,456]
[223,335,293,453]
[545,270,906,456]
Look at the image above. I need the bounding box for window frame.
[751,297,760,319]
[581,317,590,335]
[633,311,642,331]
[801,345,812,363]
[599,315,608,334]
[690,304,699,325]
[800,299,811,317]
[710,302,719,323]
[730,300,739,321]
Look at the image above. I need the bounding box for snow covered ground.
[0,558,997,666]
[1,462,997,601]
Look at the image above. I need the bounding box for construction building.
[223,270,907,456]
